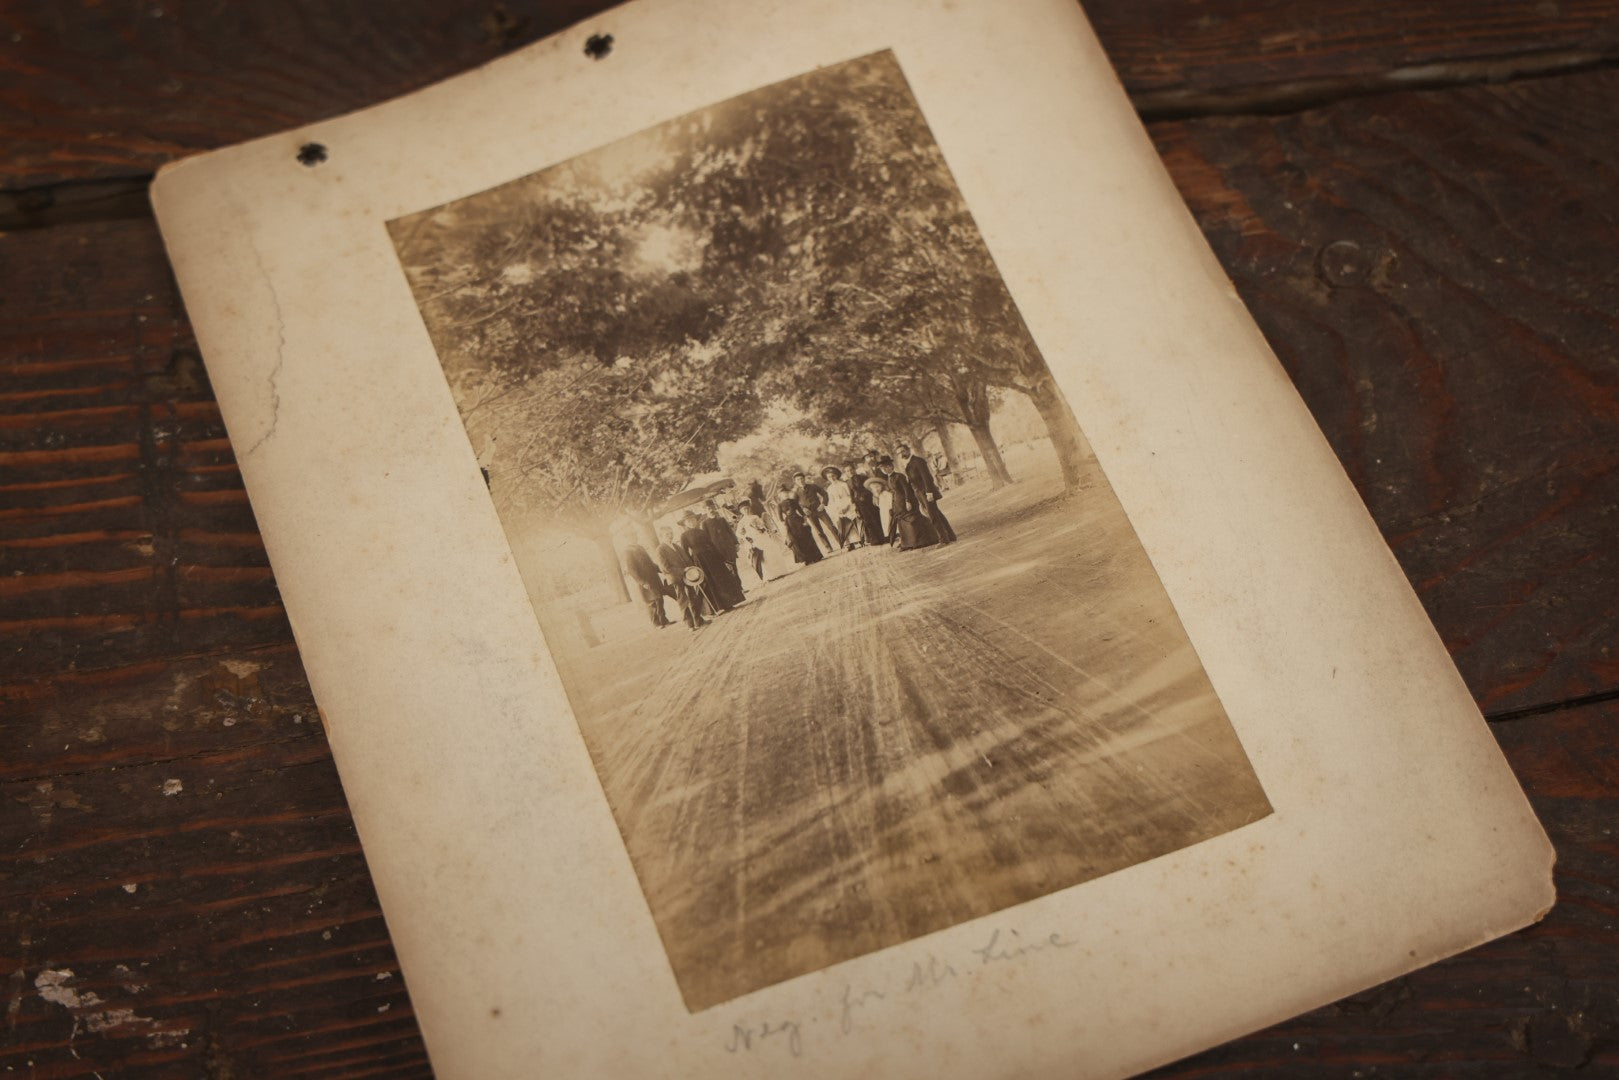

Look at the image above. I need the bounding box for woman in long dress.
[850,464,883,546]
[865,474,893,545]
[881,458,938,551]
[777,497,824,566]
[820,465,860,550]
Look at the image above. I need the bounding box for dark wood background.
[2,2,1616,1076]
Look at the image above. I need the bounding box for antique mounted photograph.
[387,50,1271,1012]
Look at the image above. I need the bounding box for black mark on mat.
[584,33,613,60]
[297,143,328,167]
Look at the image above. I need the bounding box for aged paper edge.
[151,1,1555,1076]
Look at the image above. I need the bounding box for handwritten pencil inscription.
[721,924,1074,1059]
[725,1018,803,1057]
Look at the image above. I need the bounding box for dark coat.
[902,454,941,501]
[777,498,823,565]
[681,526,720,563]
[794,480,829,512]
[884,470,937,550]
[623,544,665,591]
[655,541,692,577]
[850,468,884,541]
[848,469,874,508]
[656,540,711,622]
[886,469,919,516]
[703,514,739,560]
[682,525,742,608]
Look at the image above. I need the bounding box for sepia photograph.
[388,50,1271,1013]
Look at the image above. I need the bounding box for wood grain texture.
[1156,67,1619,716]
[8,74,1615,709]
[0,220,292,683]
[0,0,619,192]
[1,1,1619,189]
[1,647,430,1079]
[1152,701,1619,1078]
[2,6,1617,1077]
[1103,0,1619,116]
[2,665,1611,1078]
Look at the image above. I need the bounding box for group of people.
[621,503,754,632]
[776,441,956,564]
[619,441,959,633]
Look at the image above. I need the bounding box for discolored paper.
[151,1,1554,1076]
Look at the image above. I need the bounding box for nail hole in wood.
[297,142,328,167]
[584,33,613,60]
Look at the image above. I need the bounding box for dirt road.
[563,466,1271,1011]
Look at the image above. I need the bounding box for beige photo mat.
[151,0,1553,1076]
[386,47,1271,1012]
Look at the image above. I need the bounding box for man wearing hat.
[790,470,838,555]
[655,526,708,630]
[680,510,743,611]
[622,541,673,629]
[701,499,744,592]
[896,441,956,544]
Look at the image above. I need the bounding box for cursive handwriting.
[720,924,1074,1056]
[970,927,1074,966]
[725,1018,803,1058]
[904,953,958,991]
[839,983,887,1035]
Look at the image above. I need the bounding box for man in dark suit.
[701,500,744,595]
[896,441,956,543]
[655,526,707,630]
[791,470,838,555]
[681,511,742,611]
[622,542,672,628]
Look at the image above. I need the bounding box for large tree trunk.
[594,526,631,604]
[957,382,1014,488]
[906,425,933,458]
[1024,375,1089,492]
[965,418,1013,487]
[934,424,964,485]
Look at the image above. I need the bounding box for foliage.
[715,402,881,499]
[389,50,1081,535]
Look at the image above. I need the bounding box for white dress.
[824,477,855,521]
[738,513,795,580]
[867,480,893,540]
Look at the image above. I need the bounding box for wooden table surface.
[2,2,1616,1076]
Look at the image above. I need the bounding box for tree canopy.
[389,49,1086,535]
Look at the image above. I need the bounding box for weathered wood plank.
[0,646,430,1080]
[7,75,1616,708]
[2,34,1616,1079]
[0,221,289,682]
[1106,0,1619,116]
[1,1,1618,190]
[1156,66,1619,715]
[3,656,1610,1077]
[0,0,619,194]
[1151,701,1619,1077]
